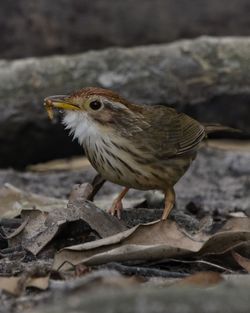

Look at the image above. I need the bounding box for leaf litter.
[1,183,126,256]
[53,217,250,269]
[1,179,250,299]
[232,251,250,272]
[0,275,50,296]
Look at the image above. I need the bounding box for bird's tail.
[204,123,241,134]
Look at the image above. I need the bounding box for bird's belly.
[89,151,154,189]
[85,141,195,190]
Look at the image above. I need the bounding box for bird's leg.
[107,187,129,219]
[162,187,176,220]
[88,174,106,201]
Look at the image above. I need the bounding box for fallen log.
[1,37,249,167]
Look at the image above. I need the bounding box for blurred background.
[0,0,250,169]
[2,0,250,59]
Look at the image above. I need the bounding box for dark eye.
[89,100,102,110]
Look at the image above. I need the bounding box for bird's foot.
[107,187,129,219]
[107,199,123,219]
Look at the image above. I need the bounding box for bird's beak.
[44,95,80,120]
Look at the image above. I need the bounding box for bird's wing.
[134,106,206,159]
[174,112,206,155]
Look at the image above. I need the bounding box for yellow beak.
[44,95,80,120]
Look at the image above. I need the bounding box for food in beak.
[44,99,55,120]
[43,96,80,120]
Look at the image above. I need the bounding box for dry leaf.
[27,276,50,290]
[1,216,29,239]
[9,199,126,255]
[0,183,67,218]
[198,217,250,256]
[53,217,250,270]
[9,209,52,255]
[232,251,250,272]
[53,219,208,270]
[0,276,50,296]
[177,272,223,287]
[2,183,126,255]
[0,277,23,296]
[66,199,126,238]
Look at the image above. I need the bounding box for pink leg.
[107,187,129,219]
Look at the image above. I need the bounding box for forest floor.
[0,140,250,313]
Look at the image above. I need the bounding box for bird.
[44,87,237,220]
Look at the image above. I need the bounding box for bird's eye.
[89,100,102,110]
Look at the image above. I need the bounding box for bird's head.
[44,87,145,144]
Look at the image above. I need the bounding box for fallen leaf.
[232,251,250,272]
[177,272,223,287]
[1,216,29,239]
[53,219,208,270]
[0,183,67,218]
[66,183,127,238]
[8,185,126,255]
[27,276,50,290]
[0,277,23,296]
[1,182,127,255]
[66,199,127,238]
[0,276,50,296]
[53,217,250,270]
[198,217,250,256]
[9,209,52,255]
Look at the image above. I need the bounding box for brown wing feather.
[132,106,205,159]
[176,113,205,155]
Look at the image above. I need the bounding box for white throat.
[63,111,100,146]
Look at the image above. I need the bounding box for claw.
[107,200,123,219]
[107,187,129,219]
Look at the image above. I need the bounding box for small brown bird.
[44,87,235,220]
